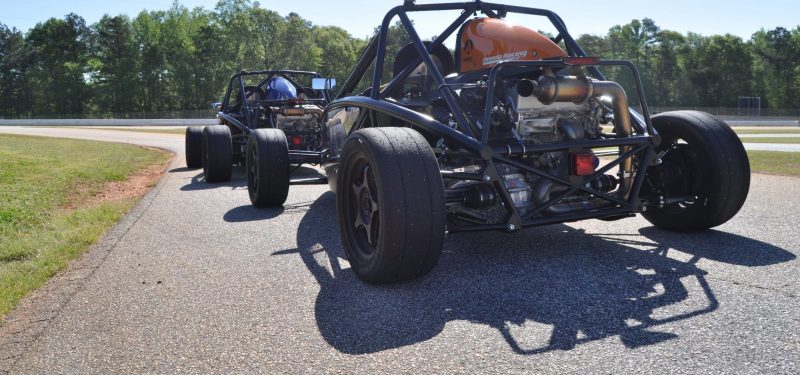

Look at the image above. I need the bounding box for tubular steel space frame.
[333,1,659,231]
[220,69,330,166]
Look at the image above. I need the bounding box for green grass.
[747,151,800,177]
[85,127,187,135]
[0,135,170,318]
[733,128,800,135]
[739,137,800,144]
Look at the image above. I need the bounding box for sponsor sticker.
[482,50,528,66]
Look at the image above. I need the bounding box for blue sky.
[2,0,799,40]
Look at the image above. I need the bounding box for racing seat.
[244,86,264,103]
[389,42,455,99]
[236,86,265,128]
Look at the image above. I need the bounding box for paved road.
[742,143,800,152]
[738,134,800,138]
[727,120,799,126]
[0,127,798,373]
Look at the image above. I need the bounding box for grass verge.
[747,151,800,177]
[0,135,170,319]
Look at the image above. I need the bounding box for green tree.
[132,11,167,112]
[161,3,195,110]
[278,12,322,71]
[575,34,608,57]
[0,24,31,117]
[681,34,753,107]
[191,10,228,106]
[26,14,92,116]
[6,3,798,117]
[251,7,285,70]
[604,19,660,107]
[92,15,139,115]
[215,0,260,71]
[751,27,800,109]
[649,30,688,107]
[313,25,361,81]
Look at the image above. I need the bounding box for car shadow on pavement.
[223,199,322,223]
[223,205,285,222]
[179,165,325,192]
[279,192,795,355]
[638,227,795,266]
[179,168,247,191]
[168,167,196,173]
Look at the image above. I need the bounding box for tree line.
[577,19,800,112]
[0,0,798,118]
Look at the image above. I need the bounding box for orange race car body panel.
[457,17,567,73]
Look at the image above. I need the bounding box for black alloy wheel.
[641,111,750,231]
[336,127,446,284]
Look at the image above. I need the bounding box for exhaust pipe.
[518,72,634,194]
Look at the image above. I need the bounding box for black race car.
[244,1,750,284]
[185,70,335,204]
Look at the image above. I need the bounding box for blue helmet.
[264,77,297,100]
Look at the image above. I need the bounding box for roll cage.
[223,70,332,106]
[221,70,331,128]
[218,69,333,166]
[327,0,661,232]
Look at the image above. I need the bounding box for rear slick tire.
[642,110,750,231]
[246,128,290,207]
[202,125,233,182]
[336,127,446,284]
[185,126,204,169]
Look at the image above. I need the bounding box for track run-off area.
[0,125,797,373]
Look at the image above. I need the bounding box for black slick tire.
[246,128,290,207]
[202,125,233,182]
[185,126,204,169]
[642,110,750,231]
[336,127,446,284]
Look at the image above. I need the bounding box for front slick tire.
[246,128,289,207]
[202,125,233,182]
[337,127,446,284]
[642,110,750,231]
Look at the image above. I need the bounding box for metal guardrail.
[0,119,217,126]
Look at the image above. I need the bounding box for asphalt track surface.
[0,127,798,373]
[742,143,800,152]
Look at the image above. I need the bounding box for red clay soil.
[65,151,173,209]
[89,162,170,205]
